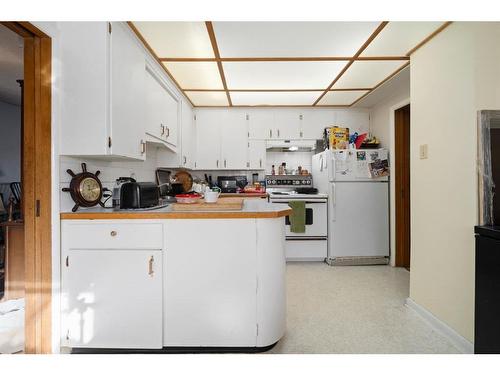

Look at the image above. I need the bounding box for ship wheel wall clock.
[62,163,111,212]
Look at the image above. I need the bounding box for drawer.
[62,222,163,250]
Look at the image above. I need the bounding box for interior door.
[330,182,389,257]
[395,104,411,268]
[66,249,163,349]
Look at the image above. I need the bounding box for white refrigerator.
[312,149,390,265]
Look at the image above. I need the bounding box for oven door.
[272,200,328,238]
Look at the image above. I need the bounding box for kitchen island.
[60,199,291,352]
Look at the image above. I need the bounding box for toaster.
[119,181,159,209]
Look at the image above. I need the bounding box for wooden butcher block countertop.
[60,198,291,220]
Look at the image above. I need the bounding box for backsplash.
[59,145,160,212]
[265,151,314,175]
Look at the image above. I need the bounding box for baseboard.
[405,298,473,354]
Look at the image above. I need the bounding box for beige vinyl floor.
[269,263,459,354]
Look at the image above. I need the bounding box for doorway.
[394,104,411,269]
[0,22,52,354]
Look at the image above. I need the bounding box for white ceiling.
[212,22,380,57]
[132,21,448,107]
[0,24,23,106]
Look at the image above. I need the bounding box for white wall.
[369,76,410,266]
[409,22,500,343]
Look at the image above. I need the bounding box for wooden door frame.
[1,21,52,353]
[394,103,411,268]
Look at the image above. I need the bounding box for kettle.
[112,177,136,208]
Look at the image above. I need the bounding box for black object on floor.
[71,342,278,354]
[475,226,500,354]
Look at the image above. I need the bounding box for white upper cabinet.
[145,65,180,149]
[110,22,147,160]
[248,140,266,170]
[335,110,370,134]
[273,110,301,140]
[220,111,248,170]
[59,22,109,156]
[248,110,274,139]
[60,22,147,160]
[300,109,336,139]
[180,100,195,169]
[194,110,223,169]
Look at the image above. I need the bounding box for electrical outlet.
[419,144,428,159]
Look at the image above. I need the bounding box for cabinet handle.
[224,159,227,168]
[140,140,146,154]
[160,124,165,135]
[269,129,272,138]
[166,126,170,138]
[260,159,262,168]
[277,129,280,138]
[183,156,187,165]
[148,256,154,277]
[300,131,303,138]
[110,230,117,237]
[216,159,219,168]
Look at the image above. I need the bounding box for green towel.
[288,200,306,233]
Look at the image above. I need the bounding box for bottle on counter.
[271,165,276,175]
[278,163,284,175]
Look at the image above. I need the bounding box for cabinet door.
[274,110,301,139]
[195,110,222,169]
[164,219,257,347]
[221,111,248,170]
[335,110,370,134]
[145,67,165,140]
[66,249,162,349]
[110,22,146,160]
[163,86,180,148]
[248,110,274,139]
[301,110,336,139]
[248,140,266,170]
[180,99,195,169]
[59,22,109,156]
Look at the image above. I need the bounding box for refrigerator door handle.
[330,183,336,221]
[328,154,335,182]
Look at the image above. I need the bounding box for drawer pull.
[148,256,154,277]
[110,230,117,237]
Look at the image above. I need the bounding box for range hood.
[266,139,318,152]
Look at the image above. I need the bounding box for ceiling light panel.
[223,61,347,90]
[317,90,370,106]
[185,91,229,106]
[361,22,445,56]
[163,62,223,89]
[230,91,320,106]
[213,22,380,57]
[133,22,214,58]
[332,60,407,89]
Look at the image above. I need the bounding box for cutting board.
[172,197,244,211]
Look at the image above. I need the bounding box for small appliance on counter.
[112,177,137,208]
[119,181,159,209]
[217,175,248,193]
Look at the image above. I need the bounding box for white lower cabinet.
[164,219,257,347]
[62,221,163,349]
[65,249,162,349]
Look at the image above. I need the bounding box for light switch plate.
[419,144,428,159]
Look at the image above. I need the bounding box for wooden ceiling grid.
[129,21,452,107]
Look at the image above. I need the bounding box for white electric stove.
[266,175,328,262]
